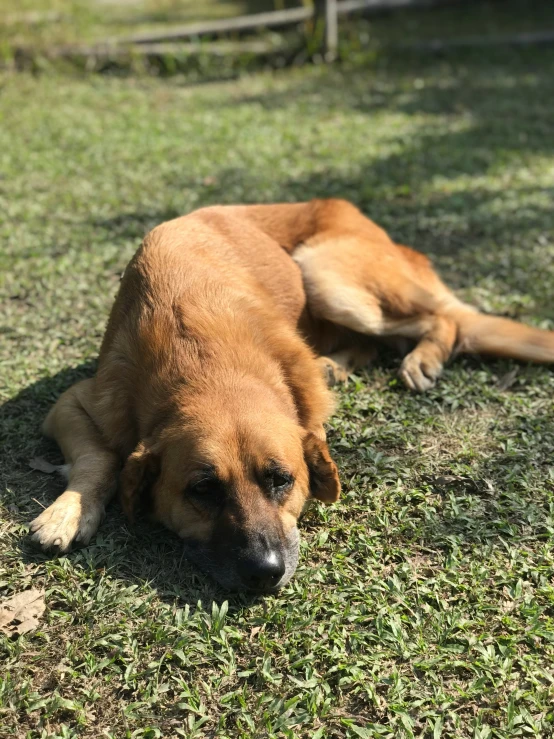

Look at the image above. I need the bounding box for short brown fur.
[31,199,554,588]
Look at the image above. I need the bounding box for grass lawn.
[2,21,554,739]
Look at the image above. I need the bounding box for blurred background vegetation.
[1,0,553,77]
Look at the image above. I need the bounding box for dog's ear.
[303,432,340,503]
[120,440,160,521]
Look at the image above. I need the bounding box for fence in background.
[116,0,453,61]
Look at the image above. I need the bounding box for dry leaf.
[433,475,467,486]
[29,457,58,474]
[484,478,495,493]
[497,367,519,391]
[0,589,46,637]
[249,625,264,642]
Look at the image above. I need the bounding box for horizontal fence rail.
[115,0,449,59]
[119,6,315,46]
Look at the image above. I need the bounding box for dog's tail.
[452,307,554,363]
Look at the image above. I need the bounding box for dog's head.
[120,381,340,592]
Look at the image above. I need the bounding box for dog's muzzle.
[182,526,300,593]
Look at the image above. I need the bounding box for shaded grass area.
[2,41,554,739]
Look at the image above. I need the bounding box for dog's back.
[123,206,307,325]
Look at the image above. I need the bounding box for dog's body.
[31,199,554,590]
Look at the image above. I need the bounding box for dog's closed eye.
[186,474,226,508]
[262,462,294,501]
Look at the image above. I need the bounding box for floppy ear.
[303,432,341,503]
[120,440,160,521]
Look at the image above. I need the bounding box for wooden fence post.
[316,0,339,61]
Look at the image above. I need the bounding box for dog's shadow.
[1,362,264,610]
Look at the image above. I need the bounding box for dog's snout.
[238,546,286,591]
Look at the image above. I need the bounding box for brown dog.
[30,199,554,591]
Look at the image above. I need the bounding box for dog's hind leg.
[30,378,119,551]
[294,237,461,391]
[246,198,554,389]
[395,313,458,391]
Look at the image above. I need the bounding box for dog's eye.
[271,472,293,490]
[264,467,294,499]
[186,477,225,505]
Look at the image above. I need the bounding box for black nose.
[237,548,286,591]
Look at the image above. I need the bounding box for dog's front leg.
[30,378,119,551]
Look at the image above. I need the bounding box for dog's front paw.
[399,352,443,392]
[29,491,103,552]
[318,356,350,387]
